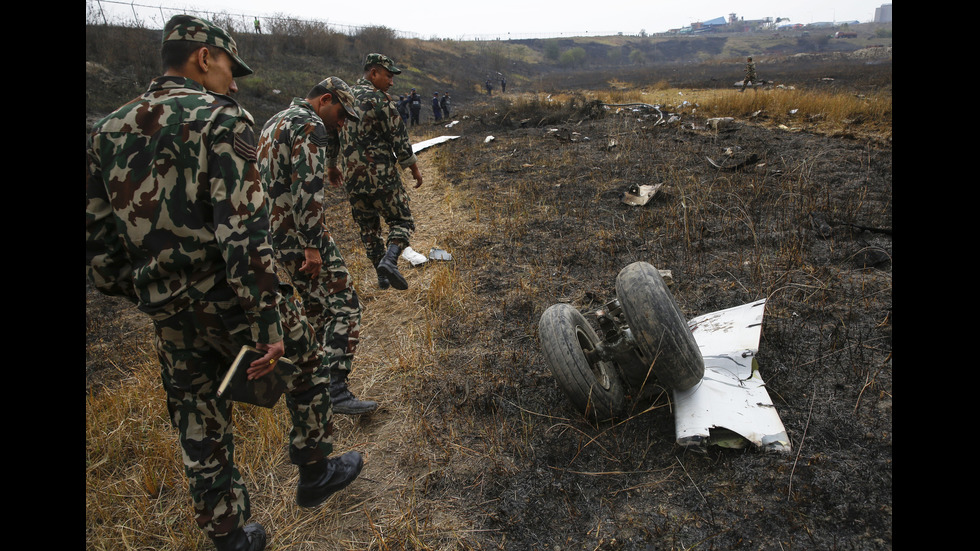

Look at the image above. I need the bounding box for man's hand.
[409,163,423,189]
[300,247,322,279]
[247,340,285,379]
[327,166,344,188]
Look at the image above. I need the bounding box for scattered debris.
[444,120,459,128]
[428,248,452,261]
[484,136,495,143]
[621,183,663,206]
[706,117,735,130]
[412,135,459,154]
[401,247,428,266]
[553,128,586,142]
[401,247,453,266]
[706,153,761,171]
[602,102,664,126]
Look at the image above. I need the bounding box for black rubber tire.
[615,262,704,391]
[538,303,626,420]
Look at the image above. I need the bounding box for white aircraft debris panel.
[673,299,792,453]
[412,135,459,154]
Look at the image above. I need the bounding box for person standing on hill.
[408,88,422,126]
[85,15,362,551]
[440,92,450,118]
[432,92,442,121]
[485,78,493,95]
[340,53,423,291]
[257,76,378,416]
[740,56,758,92]
[397,94,410,124]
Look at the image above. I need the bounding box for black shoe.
[212,522,266,551]
[376,243,408,290]
[296,451,364,508]
[330,381,379,415]
[376,270,391,290]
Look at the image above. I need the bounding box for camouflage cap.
[363,53,401,74]
[315,76,359,121]
[163,15,253,77]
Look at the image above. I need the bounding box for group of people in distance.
[395,88,452,126]
[85,15,426,551]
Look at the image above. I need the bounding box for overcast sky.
[91,0,890,39]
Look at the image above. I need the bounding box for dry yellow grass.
[506,84,891,143]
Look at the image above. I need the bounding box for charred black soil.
[388,94,892,548]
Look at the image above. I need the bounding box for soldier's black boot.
[330,370,379,415]
[376,243,408,290]
[375,267,390,290]
[296,451,364,508]
[211,522,266,551]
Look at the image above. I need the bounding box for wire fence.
[85,0,634,41]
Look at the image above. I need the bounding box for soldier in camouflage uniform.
[340,53,424,291]
[85,15,362,551]
[741,56,758,92]
[257,77,378,415]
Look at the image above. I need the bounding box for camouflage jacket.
[745,62,757,79]
[85,76,283,344]
[257,98,338,253]
[340,77,417,191]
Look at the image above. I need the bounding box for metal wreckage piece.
[675,298,791,452]
[412,135,459,154]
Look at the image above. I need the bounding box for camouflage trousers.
[153,282,334,539]
[345,179,415,265]
[275,234,361,378]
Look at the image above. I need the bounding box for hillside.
[86,22,891,551]
[85,21,891,129]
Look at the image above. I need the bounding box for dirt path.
[320,140,491,544]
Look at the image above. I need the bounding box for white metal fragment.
[673,299,792,453]
[400,247,428,266]
[411,135,460,154]
[428,248,452,261]
[622,183,663,206]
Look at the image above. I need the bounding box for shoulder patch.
[233,132,258,162]
[310,125,331,147]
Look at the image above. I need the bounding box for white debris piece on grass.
[428,248,452,261]
[411,135,459,154]
[400,247,428,266]
[706,117,734,130]
[673,299,792,453]
[622,183,663,206]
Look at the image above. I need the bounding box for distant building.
[875,4,892,23]
[701,16,727,27]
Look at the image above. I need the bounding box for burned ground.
[393,100,892,549]
[86,62,891,548]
